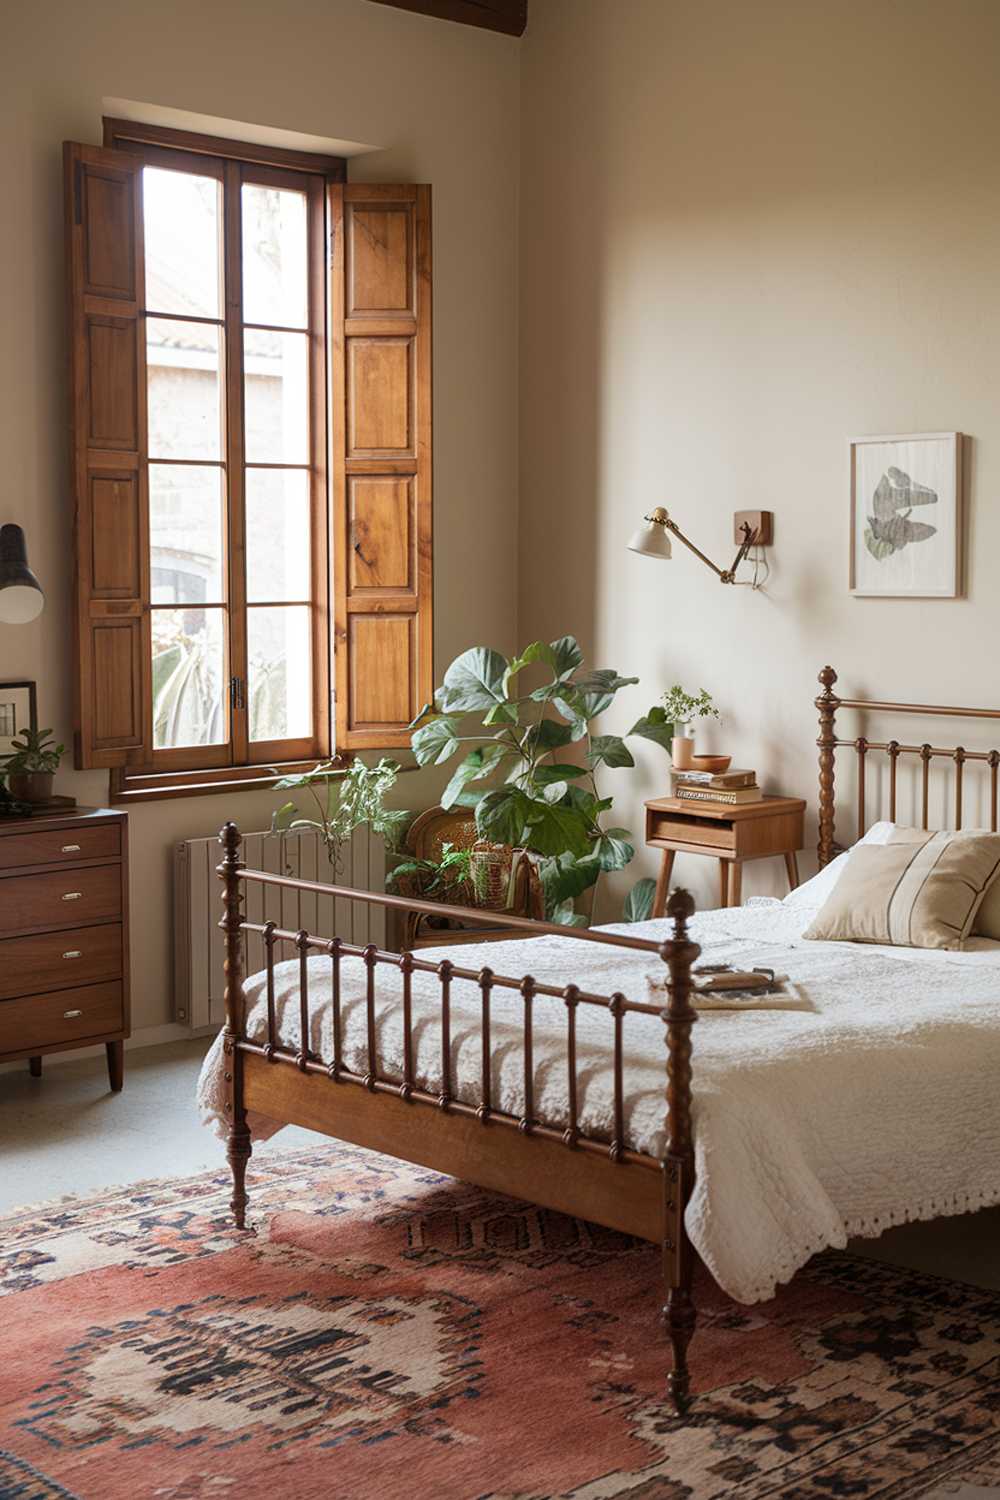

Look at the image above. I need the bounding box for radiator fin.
[173,827,387,1030]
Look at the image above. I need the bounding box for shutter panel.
[330,184,433,750]
[64,143,150,769]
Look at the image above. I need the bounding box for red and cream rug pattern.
[1,1143,999,1499]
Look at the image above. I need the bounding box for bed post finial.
[219,822,251,1230]
[660,887,701,1416]
[817,666,840,870]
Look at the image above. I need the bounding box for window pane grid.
[142,157,320,764]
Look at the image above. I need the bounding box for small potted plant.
[1,726,65,804]
[660,686,719,769]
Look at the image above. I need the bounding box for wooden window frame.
[104,124,342,801]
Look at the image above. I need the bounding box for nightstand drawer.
[0,981,124,1053]
[0,823,120,871]
[647,811,736,850]
[0,863,121,936]
[0,923,122,1000]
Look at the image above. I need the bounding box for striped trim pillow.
[803,827,1000,950]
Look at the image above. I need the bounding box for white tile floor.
[1,1040,998,1295]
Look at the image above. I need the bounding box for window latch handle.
[229,676,246,711]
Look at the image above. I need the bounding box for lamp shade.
[0,524,45,624]
[627,518,673,560]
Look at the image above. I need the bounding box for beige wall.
[1,0,520,1033]
[519,0,1000,917]
[5,0,999,1032]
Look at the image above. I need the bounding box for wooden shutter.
[330,184,433,750]
[64,143,150,769]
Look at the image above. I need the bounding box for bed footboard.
[218,820,701,1412]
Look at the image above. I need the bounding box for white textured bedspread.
[198,899,1000,1303]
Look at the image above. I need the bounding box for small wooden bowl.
[689,754,731,774]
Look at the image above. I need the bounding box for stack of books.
[670,768,762,805]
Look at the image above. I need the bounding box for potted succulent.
[2,726,65,804]
[660,686,719,770]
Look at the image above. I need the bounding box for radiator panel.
[174,828,387,1029]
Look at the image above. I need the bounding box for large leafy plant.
[411,637,672,924]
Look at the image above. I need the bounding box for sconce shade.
[0,524,45,624]
[627,518,673,560]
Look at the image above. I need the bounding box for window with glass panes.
[66,127,432,799]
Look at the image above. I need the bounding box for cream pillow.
[974,871,1000,940]
[803,826,1000,950]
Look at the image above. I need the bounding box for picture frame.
[0,680,37,759]
[849,432,963,598]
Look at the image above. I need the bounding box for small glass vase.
[671,725,695,770]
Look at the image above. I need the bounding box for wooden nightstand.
[645,795,806,914]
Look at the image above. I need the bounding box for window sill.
[109,757,351,804]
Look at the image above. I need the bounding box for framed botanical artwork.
[849,432,963,598]
[0,681,37,758]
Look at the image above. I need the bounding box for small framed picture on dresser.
[0,680,37,757]
[849,432,963,598]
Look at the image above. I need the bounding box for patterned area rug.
[1,1144,999,1500]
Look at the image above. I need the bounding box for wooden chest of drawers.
[0,808,130,1090]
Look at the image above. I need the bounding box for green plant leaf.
[541,779,569,804]
[437,647,509,714]
[592,827,635,872]
[624,877,657,923]
[522,718,574,756]
[567,668,639,697]
[441,744,507,810]
[504,635,583,696]
[562,785,613,826]
[484,700,519,726]
[551,898,589,927]
[475,786,532,846]
[523,799,592,857]
[411,715,462,766]
[587,734,634,769]
[629,706,675,752]
[539,850,601,908]
[531,762,587,785]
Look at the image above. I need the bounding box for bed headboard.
[816,665,1000,866]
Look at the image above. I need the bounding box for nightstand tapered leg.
[29,1056,41,1078]
[730,862,742,906]
[653,850,676,918]
[784,851,800,890]
[718,860,729,907]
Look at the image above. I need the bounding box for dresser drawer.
[0,863,121,936]
[0,923,122,1000]
[0,823,121,871]
[0,981,124,1054]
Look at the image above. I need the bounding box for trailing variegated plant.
[411,636,673,924]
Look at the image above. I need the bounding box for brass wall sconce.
[627,508,772,587]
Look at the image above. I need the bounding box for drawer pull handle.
[61,891,83,902]
[63,1009,83,1019]
[61,844,81,853]
[62,950,83,960]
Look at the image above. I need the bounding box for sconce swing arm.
[645,508,758,585]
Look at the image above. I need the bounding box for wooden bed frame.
[217,664,1000,1414]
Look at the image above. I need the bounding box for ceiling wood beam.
[367,0,527,37]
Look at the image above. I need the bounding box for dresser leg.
[29,1056,42,1078]
[106,1040,124,1092]
[653,850,676,918]
[718,860,730,907]
[784,851,800,890]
